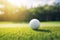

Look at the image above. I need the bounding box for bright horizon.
[7,0,56,8]
[0,0,59,9]
[0,0,59,14]
[0,0,56,14]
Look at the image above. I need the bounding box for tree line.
[25,3,60,22]
[0,3,60,22]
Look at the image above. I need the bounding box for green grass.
[0,22,60,40]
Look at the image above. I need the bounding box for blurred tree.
[0,1,60,22]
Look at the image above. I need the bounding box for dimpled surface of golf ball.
[29,19,40,29]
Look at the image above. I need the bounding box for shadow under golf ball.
[33,29,51,33]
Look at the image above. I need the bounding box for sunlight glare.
[0,4,5,8]
[7,0,34,9]
[8,0,21,7]
[7,0,56,8]
[0,11,4,14]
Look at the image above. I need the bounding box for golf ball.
[29,19,40,29]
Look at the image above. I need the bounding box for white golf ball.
[29,19,40,29]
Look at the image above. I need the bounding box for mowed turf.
[0,22,60,40]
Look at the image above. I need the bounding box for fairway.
[0,22,60,40]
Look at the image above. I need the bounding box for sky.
[7,0,60,8]
[0,0,60,8]
[0,0,60,14]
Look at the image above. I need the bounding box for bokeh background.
[0,0,60,22]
